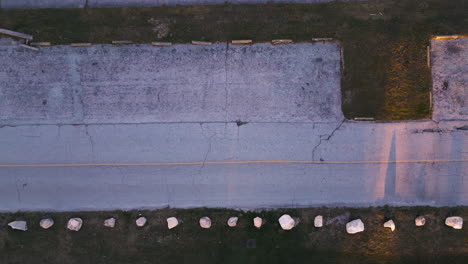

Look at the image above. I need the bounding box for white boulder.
[254,217,263,229]
[199,217,211,229]
[314,215,323,228]
[227,217,238,227]
[415,216,426,226]
[383,220,395,232]
[167,217,179,229]
[67,218,83,231]
[346,219,364,234]
[39,218,54,229]
[278,214,296,230]
[104,218,116,228]
[136,216,147,227]
[8,220,28,231]
[445,216,463,230]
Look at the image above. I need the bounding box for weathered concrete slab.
[0,41,343,124]
[225,43,342,122]
[0,0,86,9]
[0,120,466,211]
[0,41,76,122]
[431,37,468,121]
[0,0,366,9]
[87,0,363,8]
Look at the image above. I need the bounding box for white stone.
[167,217,179,229]
[227,217,238,227]
[314,215,323,227]
[445,216,463,230]
[39,218,54,229]
[67,218,83,231]
[415,216,426,226]
[254,217,263,229]
[199,217,211,229]
[136,217,147,227]
[104,218,116,228]
[346,219,364,234]
[8,220,27,231]
[383,220,395,232]
[278,214,296,230]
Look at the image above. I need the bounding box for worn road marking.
[0,159,466,168]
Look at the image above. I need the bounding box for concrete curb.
[19,44,39,51]
[151,41,172,46]
[70,43,92,47]
[6,39,344,49]
[192,40,213,45]
[272,39,293,45]
[112,40,133,45]
[31,42,51,47]
[0,28,33,41]
[232,40,252,45]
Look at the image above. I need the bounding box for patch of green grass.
[416,102,431,116]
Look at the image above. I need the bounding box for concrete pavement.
[0,120,466,211]
[0,40,343,125]
[0,38,466,211]
[0,0,363,9]
[431,37,468,121]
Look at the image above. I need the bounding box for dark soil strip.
[1,207,468,263]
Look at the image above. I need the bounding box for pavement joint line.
[0,120,341,127]
[3,119,466,127]
[0,159,466,168]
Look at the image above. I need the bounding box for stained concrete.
[431,37,468,121]
[0,41,343,124]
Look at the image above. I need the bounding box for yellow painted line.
[0,159,466,168]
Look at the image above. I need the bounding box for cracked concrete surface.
[311,118,345,160]
[431,37,468,121]
[0,120,466,211]
[0,0,364,9]
[0,39,466,211]
[0,39,343,125]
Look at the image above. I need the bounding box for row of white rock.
[7,215,463,233]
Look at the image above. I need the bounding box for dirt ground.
[1,207,468,263]
[0,0,467,120]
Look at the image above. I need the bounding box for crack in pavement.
[14,176,22,205]
[84,125,95,161]
[199,123,214,173]
[224,42,229,122]
[56,125,62,140]
[190,123,216,201]
[0,120,340,128]
[311,118,346,161]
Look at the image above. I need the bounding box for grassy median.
[1,0,467,120]
[1,207,468,263]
